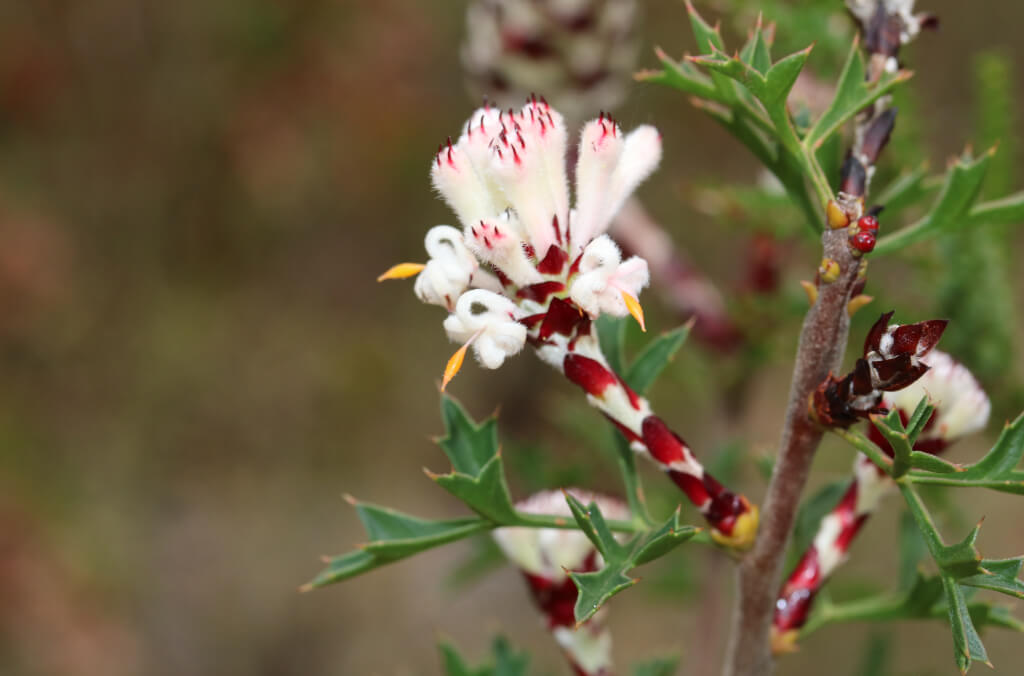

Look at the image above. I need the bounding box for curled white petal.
[553,625,612,675]
[443,289,526,369]
[884,350,990,443]
[569,235,649,318]
[413,226,478,309]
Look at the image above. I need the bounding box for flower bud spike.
[621,290,646,332]
[441,328,483,391]
[377,262,426,281]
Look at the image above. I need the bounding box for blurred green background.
[1,1,1022,674]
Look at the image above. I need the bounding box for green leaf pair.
[565,494,698,624]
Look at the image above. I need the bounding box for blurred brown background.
[1,1,1022,675]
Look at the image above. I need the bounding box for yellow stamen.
[621,291,647,332]
[441,343,470,392]
[377,262,425,282]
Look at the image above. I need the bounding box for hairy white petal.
[569,235,649,317]
[413,226,477,309]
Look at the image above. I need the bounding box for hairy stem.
[722,226,863,676]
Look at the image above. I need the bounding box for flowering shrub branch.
[312,1,1024,675]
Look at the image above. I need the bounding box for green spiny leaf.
[433,455,518,523]
[305,504,489,589]
[637,48,718,100]
[624,322,692,395]
[739,21,772,75]
[960,558,1024,599]
[961,413,1024,480]
[632,508,698,566]
[571,565,638,624]
[874,150,994,254]
[904,396,935,444]
[804,40,910,150]
[870,410,913,478]
[941,575,990,672]
[439,395,499,476]
[565,493,630,563]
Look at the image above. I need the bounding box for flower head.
[382,99,660,386]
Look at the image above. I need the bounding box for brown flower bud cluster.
[811,311,947,427]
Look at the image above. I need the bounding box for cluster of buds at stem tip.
[774,351,989,653]
[810,311,948,428]
[379,98,758,547]
[846,0,938,77]
[493,490,628,676]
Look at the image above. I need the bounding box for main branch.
[722,223,863,676]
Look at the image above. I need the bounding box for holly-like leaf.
[304,502,488,589]
[960,558,1024,599]
[897,483,1024,671]
[875,150,995,254]
[570,565,638,625]
[624,322,692,395]
[565,496,699,623]
[432,455,518,523]
[439,395,499,476]
[633,508,699,566]
[909,414,1024,493]
[804,40,910,150]
[565,492,631,563]
[432,396,518,522]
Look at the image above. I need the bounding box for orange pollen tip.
[621,291,646,332]
[377,262,425,282]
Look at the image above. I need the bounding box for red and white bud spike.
[493,490,626,676]
[527,298,758,547]
[775,350,989,651]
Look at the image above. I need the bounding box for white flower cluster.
[410,100,660,373]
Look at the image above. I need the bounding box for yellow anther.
[799,280,818,306]
[847,294,874,317]
[377,262,426,282]
[441,342,470,392]
[621,291,647,332]
[818,258,840,284]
